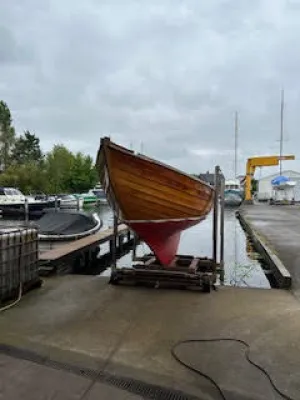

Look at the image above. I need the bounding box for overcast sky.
[1,0,300,178]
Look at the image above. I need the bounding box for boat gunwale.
[98,137,215,193]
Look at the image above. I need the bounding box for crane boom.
[245,155,295,202]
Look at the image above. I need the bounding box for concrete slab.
[0,275,300,399]
[0,353,143,400]
[241,204,300,296]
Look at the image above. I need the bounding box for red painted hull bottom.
[129,219,203,266]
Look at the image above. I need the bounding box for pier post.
[111,211,118,273]
[24,198,29,222]
[132,232,138,261]
[213,166,220,268]
[219,171,225,283]
[55,196,58,212]
[76,196,80,211]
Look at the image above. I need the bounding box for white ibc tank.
[0,227,39,302]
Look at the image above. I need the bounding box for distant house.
[258,170,300,201]
[198,171,225,186]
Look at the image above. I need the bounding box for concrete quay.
[240,204,300,296]
[0,275,300,399]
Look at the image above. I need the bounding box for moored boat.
[37,210,102,241]
[56,194,84,209]
[224,190,243,207]
[77,186,108,205]
[0,187,55,218]
[96,137,214,265]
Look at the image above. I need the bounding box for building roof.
[198,171,225,185]
[259,170,300,181]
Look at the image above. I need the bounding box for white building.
[257,170,300,201]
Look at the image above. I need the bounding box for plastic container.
[0,226,39,302]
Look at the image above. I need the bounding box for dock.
[38,224,134,274]
[1,275,300,399]
[238,204,300,293]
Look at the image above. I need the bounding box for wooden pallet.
[110,254,220,292]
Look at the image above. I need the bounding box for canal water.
[94,205,271,289]
[0,205,271,289]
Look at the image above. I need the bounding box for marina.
[0,138,298,399]
[2,3,300,397]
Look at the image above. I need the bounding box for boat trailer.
[109,166,225,293]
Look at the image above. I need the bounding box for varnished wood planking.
[115,168,211,205]
[98,139,214,221]
[109,150,212,204]
[116,179,209,218]
[110,147,212,197]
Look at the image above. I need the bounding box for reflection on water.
[0,205,270,289]
[93,206,270,288]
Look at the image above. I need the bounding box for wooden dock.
[38,224,133,274]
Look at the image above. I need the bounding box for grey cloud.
[0,0,300,178]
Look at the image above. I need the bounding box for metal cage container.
[0,227,39,302]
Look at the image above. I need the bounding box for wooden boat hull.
[96,138,214,265]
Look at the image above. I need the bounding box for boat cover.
[36,211,97,235]
[271,175,290,185]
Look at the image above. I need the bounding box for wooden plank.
[188,257,198,273]
[39,224,128,262]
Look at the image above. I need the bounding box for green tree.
[45,145,74,193]
[0,101,16,169]
[68,153,98,192]
[11,130,43,165]
[0,163,49,193]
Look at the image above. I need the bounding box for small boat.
[77,186,108,205]
[270,176,296,204]
[56,194,84,209]
[0,187,55,218]
[224,189,243,207]
[37,210,102,241]
[96,137,214,265]
[224,179,243,207]
[92,185,108,204]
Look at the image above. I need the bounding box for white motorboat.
[56,194,84,209]
[0,187,55,217]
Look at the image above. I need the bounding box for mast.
[234,111,238,179]
[279,89,284,175]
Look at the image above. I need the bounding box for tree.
[0,101,16,169]
[45,145,74,193]
[11,130,43,165]
[0,163,49,193]
[68,153,98,192]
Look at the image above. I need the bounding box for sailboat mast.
[279,89,284,175]
[234,111,238,179]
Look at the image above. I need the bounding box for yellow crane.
[245,155,295,202]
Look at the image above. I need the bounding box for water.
[91,205,271,289]
[0,205,271,289]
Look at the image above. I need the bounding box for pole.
[279,89,284,175]
[234,111,238,179]
[111,210,118,273]
[213,166,219,267]
[219,172,225,283]
[24,198,29,223]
